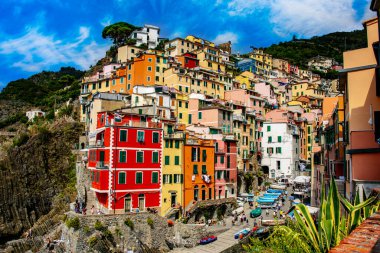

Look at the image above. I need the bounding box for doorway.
[171,193,177,207]
[124,194,131,213]
[138,194,145,211]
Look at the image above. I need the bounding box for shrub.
[83,225,91,234]
[94,220,105,231]
[147,217,154,229]
[103,229,114,241]
[13,133,29,147]
[88,236,98,248]
[124,218,134,230]
[65,217,80,230]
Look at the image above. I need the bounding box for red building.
[88,111,162,214]
[178,52,199,69]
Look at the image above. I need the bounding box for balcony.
[233,115,245,122]
[96,161,109,169]
[88,140,104,148]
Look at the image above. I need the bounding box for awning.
[89,127,105,139]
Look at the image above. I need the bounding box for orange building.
[183,135,215,210]
[339,15,380,200]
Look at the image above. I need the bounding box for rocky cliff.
[0,118,83,245]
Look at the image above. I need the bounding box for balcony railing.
[164,132,185,139]
[96,161,109,169]
[215,149,225,154]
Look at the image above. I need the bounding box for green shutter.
[202,150,207,162]
[137,151,144,163]
[278,136,282,142]
[180,174,184,183]
[198,112,202,119]
[220,156,224,164]
[175,140,180,148]
[152,172,158,183]
[188,114,192,124]
[120,130,127,141]
[153,132,159,143]
[269,136,272,143]
[267,125,271,131]
[165,156,170,165]
[279,147,282,154]
[119,151,126,162]
[152,152,158,163]
[175,156,180,165]
[118,172,126,184]
[138,131,144,142]
[136,172,142,184]
[174,174,178,183]
[165,140,169,148]
[169,174,173,183]
[202,165,207,174]
[193,165,198,174]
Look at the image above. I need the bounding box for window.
[267,125,271,132]
[120,130,127,142]
[118,172,126,184]
[152,151,159,163]
[119,151,126,162]
[202,150,207,162]
[147,76,151,81]
[128,74,131,80]
[278,136,282,142]
[276,147,282,154]
[188,114,192,124]
[137,151,144,163]
[220,156,224,164]
[152,172,158,183]
[137,131,145,142]
[277,161,281,170]
[165,156,170,165]
[175,156,180,165]
[120,77,124,83]
[112,80,116,85]
[175,140,180,148]
[179,113,182,119]
[148,66,152,71]
[106,80,109,87]
[156,66,160,72]
[202,165,207,174]
[152,132,159,143]
[178,101,182,107]
[185,102,188,108]
[268,136,272,143]
[193,165,198,174]
[198,112,202,119]
[136,172,143,184]
[148,58,152,62]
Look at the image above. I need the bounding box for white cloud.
[100,15,113,27]
[227,0,266,16]
[0,26,110,72]
[226,0,367,37]
[213,31,238,44]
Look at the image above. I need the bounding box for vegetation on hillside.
[264,29,367,68]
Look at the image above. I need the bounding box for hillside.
[264,29,367,68]
[0,67,84,106]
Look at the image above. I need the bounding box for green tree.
[102,22,139,46]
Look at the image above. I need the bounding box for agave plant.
[244,178,379,253]
[292,178,378,252]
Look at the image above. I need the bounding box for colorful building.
[183,135,215,210]
[88,111,162,214]
[339,15,380,199]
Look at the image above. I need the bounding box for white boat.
[270,184,286,190]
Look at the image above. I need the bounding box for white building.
[26,109,45,121]
[129,24,160,49]
[261,111,300,179]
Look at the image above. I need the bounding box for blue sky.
[0,0,373,90]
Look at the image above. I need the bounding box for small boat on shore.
[200,236,217,245]
[250,208,262,218]
[234,228,251,239]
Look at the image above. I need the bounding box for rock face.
[0,119,83,244]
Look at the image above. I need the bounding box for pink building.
[188,94,233,134]
[254,82,278,108]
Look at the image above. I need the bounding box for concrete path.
[171,224,247,253]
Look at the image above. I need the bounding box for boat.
[264,192,281,197]
[262,194,279,199]
[250,208,262,218]
[257,199,275,204]
[255,226,270,238]
[234,228,251,239]
[267,189,284,194]
[199,235,217,245]
[261,219,286,226]
[270,184,286,190]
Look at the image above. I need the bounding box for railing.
[164,132,185,139]
[215,149,225,154]
[96,161,109,169]
[232,115,245,121]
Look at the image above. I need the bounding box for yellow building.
[250,49,272,78]
[161,125,185,217]
[176,92,190,125]
[195,45,226,74]
[292,80,325,100]
[164,38,200,57]
[235,71,256,90]
[164,67,225,99]
[185,35,215,47]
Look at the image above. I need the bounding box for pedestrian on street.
[91,205,94,215]
[266,209,269,216]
